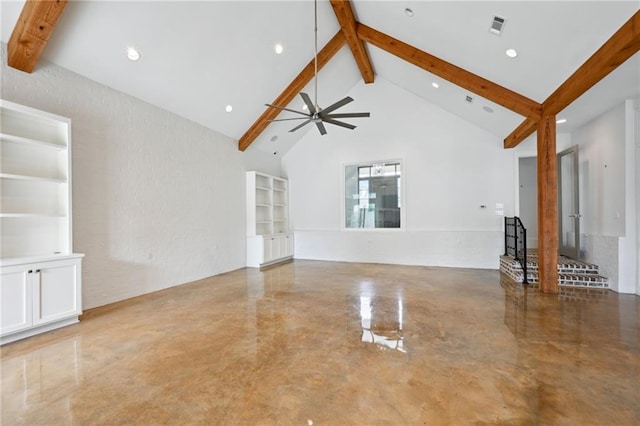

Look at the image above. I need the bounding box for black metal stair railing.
[504,217,528,284]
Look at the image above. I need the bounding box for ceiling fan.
[265,0,370,136]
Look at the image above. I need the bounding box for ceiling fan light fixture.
[225,105,233,113]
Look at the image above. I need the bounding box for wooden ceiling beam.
[238,31,346,151]
[329,0,374,84]
[503,10,640,149]
[504,118,538,148]
[356,23,542,119]
[544,10,640,116]
[8,0,68,73]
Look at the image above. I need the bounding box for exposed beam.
[8,0,68,73]
[504,10,640,149]
[537,115,559,294]
[544,10,640,116]
[356,23,542,119]
[238,31,346,151]
[504,118,537,148]
[329,0,374,84]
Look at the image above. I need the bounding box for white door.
[0,266,32,335]
[33,261,80,325]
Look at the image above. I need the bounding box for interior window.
[345,161,402,229]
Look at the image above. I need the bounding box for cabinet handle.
[35,269,41,273]
[28,270,33,274]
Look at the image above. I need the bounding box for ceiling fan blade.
[315,121,327,135]
[289,119,312,132]
[320,96,353,115]
[300,92,317,115]
[265,104,309,117]
[322,117,356,130]
[268,117,311,123]
[323,112,370,119]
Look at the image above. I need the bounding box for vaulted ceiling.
[2,1,639,156]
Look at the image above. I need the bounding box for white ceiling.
[2,1,639,156]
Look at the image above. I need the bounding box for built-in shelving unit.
[246,171,293,268]
[0,99,83,345]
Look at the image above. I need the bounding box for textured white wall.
[282,78,514,269]
[1,44,277,309]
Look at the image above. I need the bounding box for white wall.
[1,44,277,309]
[571,100,638,293]
[574,104,626,237]
[281,78,514,269]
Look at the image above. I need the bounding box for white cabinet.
[0,100,84,344]
[247,233,294,268]
[247,171,294,268]
[1,255,83,345]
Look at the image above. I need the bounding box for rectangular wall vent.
[490,16,506,35]
[465,95,473,103]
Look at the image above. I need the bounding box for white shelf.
[1,173,67,184]
[0,213,65,218]
[247,171,292,266]
[1,100,74,259]
[0,132,66,151]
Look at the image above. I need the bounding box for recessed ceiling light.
[505,48,518,58]
[275,43,284,55]
[127,47,140,61]
[482,106,494,113]
[556,118,567,124]
[432,82,439,89]
[405,8,414,17]
[225,105,233,113]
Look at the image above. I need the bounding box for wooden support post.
[537,115,559,294]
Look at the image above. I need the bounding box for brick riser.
[499,255,609,289]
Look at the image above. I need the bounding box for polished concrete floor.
[1,260,639,425]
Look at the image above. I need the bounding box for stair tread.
[499,254,609,288]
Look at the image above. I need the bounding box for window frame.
[341,158,406,232]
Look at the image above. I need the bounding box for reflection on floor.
[1,260,638,425]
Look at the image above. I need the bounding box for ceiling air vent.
[465,95,473,103]
[489,15,506,35]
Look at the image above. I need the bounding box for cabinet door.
[33,261,80,326]
[0,266,32,335]
[263,237,274,263]
[284,234,294,257]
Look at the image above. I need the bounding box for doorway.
[518,156,538,249]
[517,146,581,259]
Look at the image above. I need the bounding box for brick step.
[499,254,609,289]
[500,254,600,274]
